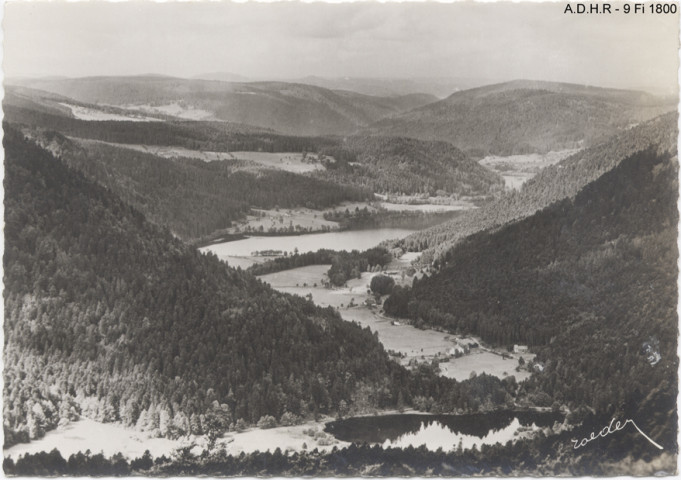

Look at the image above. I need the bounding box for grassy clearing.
[232,207,339,234]
[262,263,534,384]
[221,255,267,270]
[263,268,371,310]
[59,103,157,122]
[259,265,331,289]
[373,194,478,211]
[439,351,534,382]
[3,417,347,460]
[231,151,327,173]
[124,102,215,121]
[79,141,235,162]
[3,418,181,460]
[77,141,327,174]
[218,420,348,455]
[378,201,475,212]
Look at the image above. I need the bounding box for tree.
[370,275,395,296]
[338,400,349,419]
[280,411,299,426]
[257,415,277,429]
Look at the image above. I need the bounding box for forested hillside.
[397,113,678,263]
[2,127,518,448]
[4,103,323,153]
[2,127,392,445]
[385,147,678,452]
[368,80,675,157]
[5,89,503,212]
[317,136,504,196]
[25,132,371,240]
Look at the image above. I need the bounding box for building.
[449,346,465,356]
[514,344,528,354]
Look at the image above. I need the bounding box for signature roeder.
[572,418,663,450]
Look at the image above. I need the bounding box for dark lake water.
[325,411,562,451]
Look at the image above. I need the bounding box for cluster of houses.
[448,339,479,357]
[513,344,545,372]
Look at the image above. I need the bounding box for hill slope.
[20,130,372,240]
[367,80,675,157]
[317,135,504,196]
[386,147,678,454]
[1,127,399,446]
[10,76,438,135]
[3,127,520,450]
[396,112,678,262]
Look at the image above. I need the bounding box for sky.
[3,1,679,93]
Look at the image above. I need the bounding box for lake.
[325,412,562,451]
[200,228,414,260]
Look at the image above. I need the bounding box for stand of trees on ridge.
[248,248,393,287]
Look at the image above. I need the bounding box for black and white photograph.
[1,0,679,476]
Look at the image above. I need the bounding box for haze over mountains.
[367,80,675,157]
[9,76,674,155]
[9,76,437,136]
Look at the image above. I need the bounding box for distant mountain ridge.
[285,76,491,98]
[367,80,676,157]
[10,76,439,136]
[191,74,492,98]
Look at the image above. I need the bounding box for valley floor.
[259,261,535,382]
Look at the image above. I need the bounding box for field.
[479,149,579,190]
[3,418,180,460]
[260,263,535,383]
[218,421,348,455]
[231,207,339,234]
[124,102,215,120]
[230,151,328,173]
[80,141,235,162]
[373,194,477,211]
[262,265,371,309]
[378,201,475,212]
[79,141,328,174]
[3,417,347,461]
[58,103,157,122]
[438,351,534,382]
[221,255,267,270]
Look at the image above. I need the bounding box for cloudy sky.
[4,1,679,93]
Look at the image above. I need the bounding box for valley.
[257,262,535,382]
[3,69,678,477]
